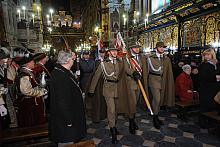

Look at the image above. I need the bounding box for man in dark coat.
[79,50,95,92]
[49,51,86,147]
[85,48,107,123]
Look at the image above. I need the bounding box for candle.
[37,6,40,18]
[17,9,21,21]
[124,17,127,26]
[146,13,149,24]
[32,14,35,23]
[49,9,54,21]
[22,6,26,20]
[145,19,147,28]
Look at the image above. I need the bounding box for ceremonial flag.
[114,32,127,53]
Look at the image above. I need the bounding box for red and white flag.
[97,36,104,60]
[114,32,127,53]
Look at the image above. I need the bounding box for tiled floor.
[85,110,220,147]
[3,110,220,147]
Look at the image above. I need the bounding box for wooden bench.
[1,124,53,146]
[175,100,200,121]
[203,111,220,122]
[203,111,220,137]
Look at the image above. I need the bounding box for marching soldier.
[147,42,175,129]
[88,46,123,144]
[124,41,148,134]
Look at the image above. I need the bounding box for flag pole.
[118,29,153,114]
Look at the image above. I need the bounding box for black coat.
[49,64,86,143]
[199,62,220,112]
[79,59,95,91]
[85,60,107,122]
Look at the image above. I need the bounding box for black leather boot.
[110,127,118,144]
[115,127,119,135]
[129,119,136,134]
[157,117,164,125]
[153,115,161,129]
[133,119,139,130]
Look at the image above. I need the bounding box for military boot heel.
[110,127,118,144]
[133,119,139,130]
[129,119,136,134]
[153,115,161,129]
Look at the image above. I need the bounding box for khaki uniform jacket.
[147,54,175,107]
[148,54,163,89]
[124,57,139,90]
[118,55,149,114]
[89,59,124,98]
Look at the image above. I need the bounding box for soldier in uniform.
[79,50,95,92]
[124,41,148,134]
[147,42,175,129]
[16,54,47,127]
[88,46,123,144]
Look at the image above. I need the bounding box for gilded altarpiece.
[182,12,220,48]
[182,19,203,48]
[204,12,220,46]
[141,25,178,50]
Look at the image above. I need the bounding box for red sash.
[130,58,142,76]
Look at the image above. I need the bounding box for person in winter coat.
[175,64,194,102]
[199,49,220,113]
[49,51,86,147]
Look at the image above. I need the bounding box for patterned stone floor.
[3,109,220,147]
[85,110,220,147]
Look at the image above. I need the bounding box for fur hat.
[19,54,34,65]
[34,53,47,62]
[0,48,10,60]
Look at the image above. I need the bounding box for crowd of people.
[0,41,220,146]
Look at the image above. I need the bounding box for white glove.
[42,89,48,95]
[0,87,8,95]
[43,94,48,99]
[76,70,80,76]
[0,105,7,116]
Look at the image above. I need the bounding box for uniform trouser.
[105,97,118,128]
[150,87,162,115]
[128,89,140,118]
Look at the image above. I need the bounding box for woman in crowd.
[175,64,194,102]
[199,49,220,127]
[49,51,86,147]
